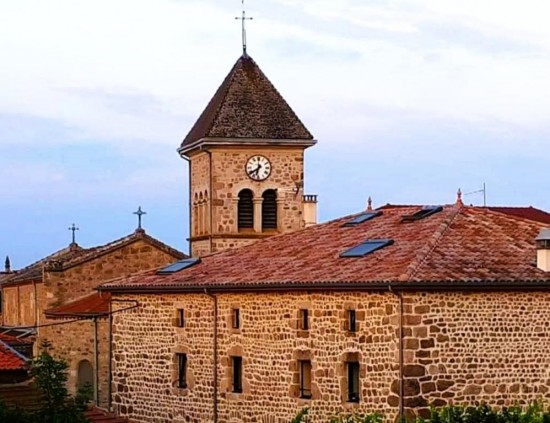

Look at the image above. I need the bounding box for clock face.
[246,155,272,181]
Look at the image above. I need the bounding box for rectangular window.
[347,361,360,402]
[299,309,309,330]
[232,308,240,329]
[177,308,185,327]
[177,353,187,388]
[232,356,243,393]
[348,310,357,332]
[299,360,312,399]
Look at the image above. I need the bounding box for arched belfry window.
[262,189,277,230]
[238,189,254,230]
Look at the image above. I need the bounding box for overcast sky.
[2,0,550,268]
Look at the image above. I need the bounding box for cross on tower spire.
[133,206,147,231]
[235,0,253,57]
[68,223,79,245]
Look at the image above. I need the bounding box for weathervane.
[68,223,79,244]
[235,0,253,57]
[133,206,147,230]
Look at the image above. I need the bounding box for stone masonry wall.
[399,291,550,419]
[38,239,180,408]
[111,291,399,423]
[189,146,307,256]
[111,289,550,423]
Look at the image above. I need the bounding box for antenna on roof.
[235,0,253,57]
[464,182,487,207]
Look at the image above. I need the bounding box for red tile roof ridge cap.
[398,204,464,282]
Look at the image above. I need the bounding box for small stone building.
[1,228,185,407]
[99,202,550,422]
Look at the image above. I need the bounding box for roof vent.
[536,229,550,272]
[343,211,383,227]
[157,258,201,275]
[401,206,443,222]
[340,239,394,258]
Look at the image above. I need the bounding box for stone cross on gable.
[133,206,147,230]
[235,0,253,57]
[68,223,79,244]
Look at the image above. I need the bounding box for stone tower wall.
[188,145,307,257]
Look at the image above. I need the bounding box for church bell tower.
[178,54,317,257]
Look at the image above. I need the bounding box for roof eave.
[99,279,550,295]
[178,137,317,157]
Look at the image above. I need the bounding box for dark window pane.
[401,205,443,222]
[238,189,254,229]
[343,211,382,226]
[299,309,309,330]
[340,239,394,258]
[177,354,187,388]
[157,258,201,274]
[299,360,312,399]
[232,308,240,329]
[232,356,243,393]
[347,362,360,402]
[348,310,356,332]
[262,189,277,230]
[178,309,185,328]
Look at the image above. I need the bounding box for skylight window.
[343,211,382,227]
[401,206,443,222]
[340,239,394,258]
[157,258,201,275]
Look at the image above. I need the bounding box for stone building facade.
[100,204,550,422]
[1,230,185,407]
[179,54,318,257]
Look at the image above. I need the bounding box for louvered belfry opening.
[262,189,277,230]
[238,189,254,230]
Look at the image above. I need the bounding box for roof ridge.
[399,205,463,281]
[479,206,550,225]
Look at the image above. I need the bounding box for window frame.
[231,308,240,329]
[299,360,312,399]
[299,309,309,330]
[232,356,243,393]
[176,353,187,389]
[347,309,357,332]
[347,361,360,403]
[177,308,185,328]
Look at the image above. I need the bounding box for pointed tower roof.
[179,55,314,153]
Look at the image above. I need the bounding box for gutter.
[204,289,218,423]
[388,286,404,420]
[99,279,550,295]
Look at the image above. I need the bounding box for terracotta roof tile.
[1,230,185,287]
[181,55,313,148]
[44,292,111,319]
[0,340,28,371]
[485,206,550,225]
[100,205,550,292]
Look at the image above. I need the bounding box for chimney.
[536,229,550,272]
[302,195,318,228]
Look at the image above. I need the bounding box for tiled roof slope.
[2,230,185,287]
[100,205,550,292]
[486,206,550,225]
[181,55,314,148]
[0,340,28,371]
[45,292,111,319]
[1,245,86,285]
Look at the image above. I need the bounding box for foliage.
[0,340,90,423]
[291,403,550,423]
